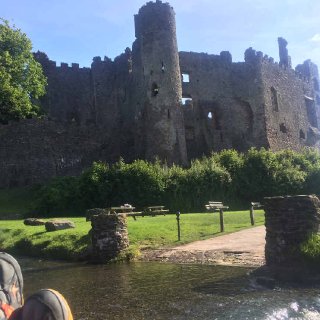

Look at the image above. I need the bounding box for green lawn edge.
[0,210,265,261]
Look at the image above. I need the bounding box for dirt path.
[140,226,266,267]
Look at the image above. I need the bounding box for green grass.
[0,210,265,261]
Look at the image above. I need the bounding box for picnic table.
[142,206,169,216]
[109,205,136,213]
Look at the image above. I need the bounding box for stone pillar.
[264,195,320,266]
[91,213,129,263]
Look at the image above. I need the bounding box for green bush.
[300,233,320,264]
[32,176,81,216]
[31,148,320,216]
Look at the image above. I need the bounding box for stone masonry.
[264,195,320,266]
[0,1,319,187]
[91,213,129,263]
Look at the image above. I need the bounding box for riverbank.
[140,226,265,267]
[0,211,265,263]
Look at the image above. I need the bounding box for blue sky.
[2,0,320,69]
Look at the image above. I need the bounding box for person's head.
[10,289,73,320]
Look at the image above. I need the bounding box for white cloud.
[310,34,320,42]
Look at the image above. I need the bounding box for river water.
[19,258,320,320]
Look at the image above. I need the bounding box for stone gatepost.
[91,213,129,263]
[264,195,320,266]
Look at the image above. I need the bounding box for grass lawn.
[0,210,265,261]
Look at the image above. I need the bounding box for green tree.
[0,19,46,123]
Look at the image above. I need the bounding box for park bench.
[205,201,229,232]
[249,202,264,226]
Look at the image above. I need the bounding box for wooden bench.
[249,202,264,226]
[205,201,229,232]
[205,201,229,212]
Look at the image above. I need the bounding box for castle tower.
[131,1,187,165]
[278,37,292,69]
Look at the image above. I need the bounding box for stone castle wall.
[0,1,319,187]
[179,51,269,158]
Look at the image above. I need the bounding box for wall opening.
[305,98,318,127]
[271,87,279,111]
[300,129,305,139]
[182,73,190,83]
[182,97,192,106]
[152,83,159,96]
[67,111,80,125]
[279,123,287,133]
[207,112,212,119]
[167,109,170,119]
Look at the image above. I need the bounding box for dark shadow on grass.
[33,231,47,236]
[75,234,90,246]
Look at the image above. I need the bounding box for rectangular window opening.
[182,97,192,106]
[182,73,190,83]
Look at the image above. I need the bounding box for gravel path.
[140,226,266,267]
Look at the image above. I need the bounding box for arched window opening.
[280,123,287,133]
[152,83,159,96]
[208,112,212,119]
[299,129,305,139]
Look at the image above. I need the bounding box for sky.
[2,0,320,69]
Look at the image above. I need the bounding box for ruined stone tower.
[132,1,187,164]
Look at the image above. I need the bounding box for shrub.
[32,148,320,216]
[300,233,320,264]
[32,176,81,216]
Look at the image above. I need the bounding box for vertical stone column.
[132,1,188,165]
[91,213,129,263]
[264,195,320,266]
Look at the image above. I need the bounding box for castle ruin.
[0,0,319,187]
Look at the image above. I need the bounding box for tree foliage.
[0,19,46,123]
[32,148,320,217]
